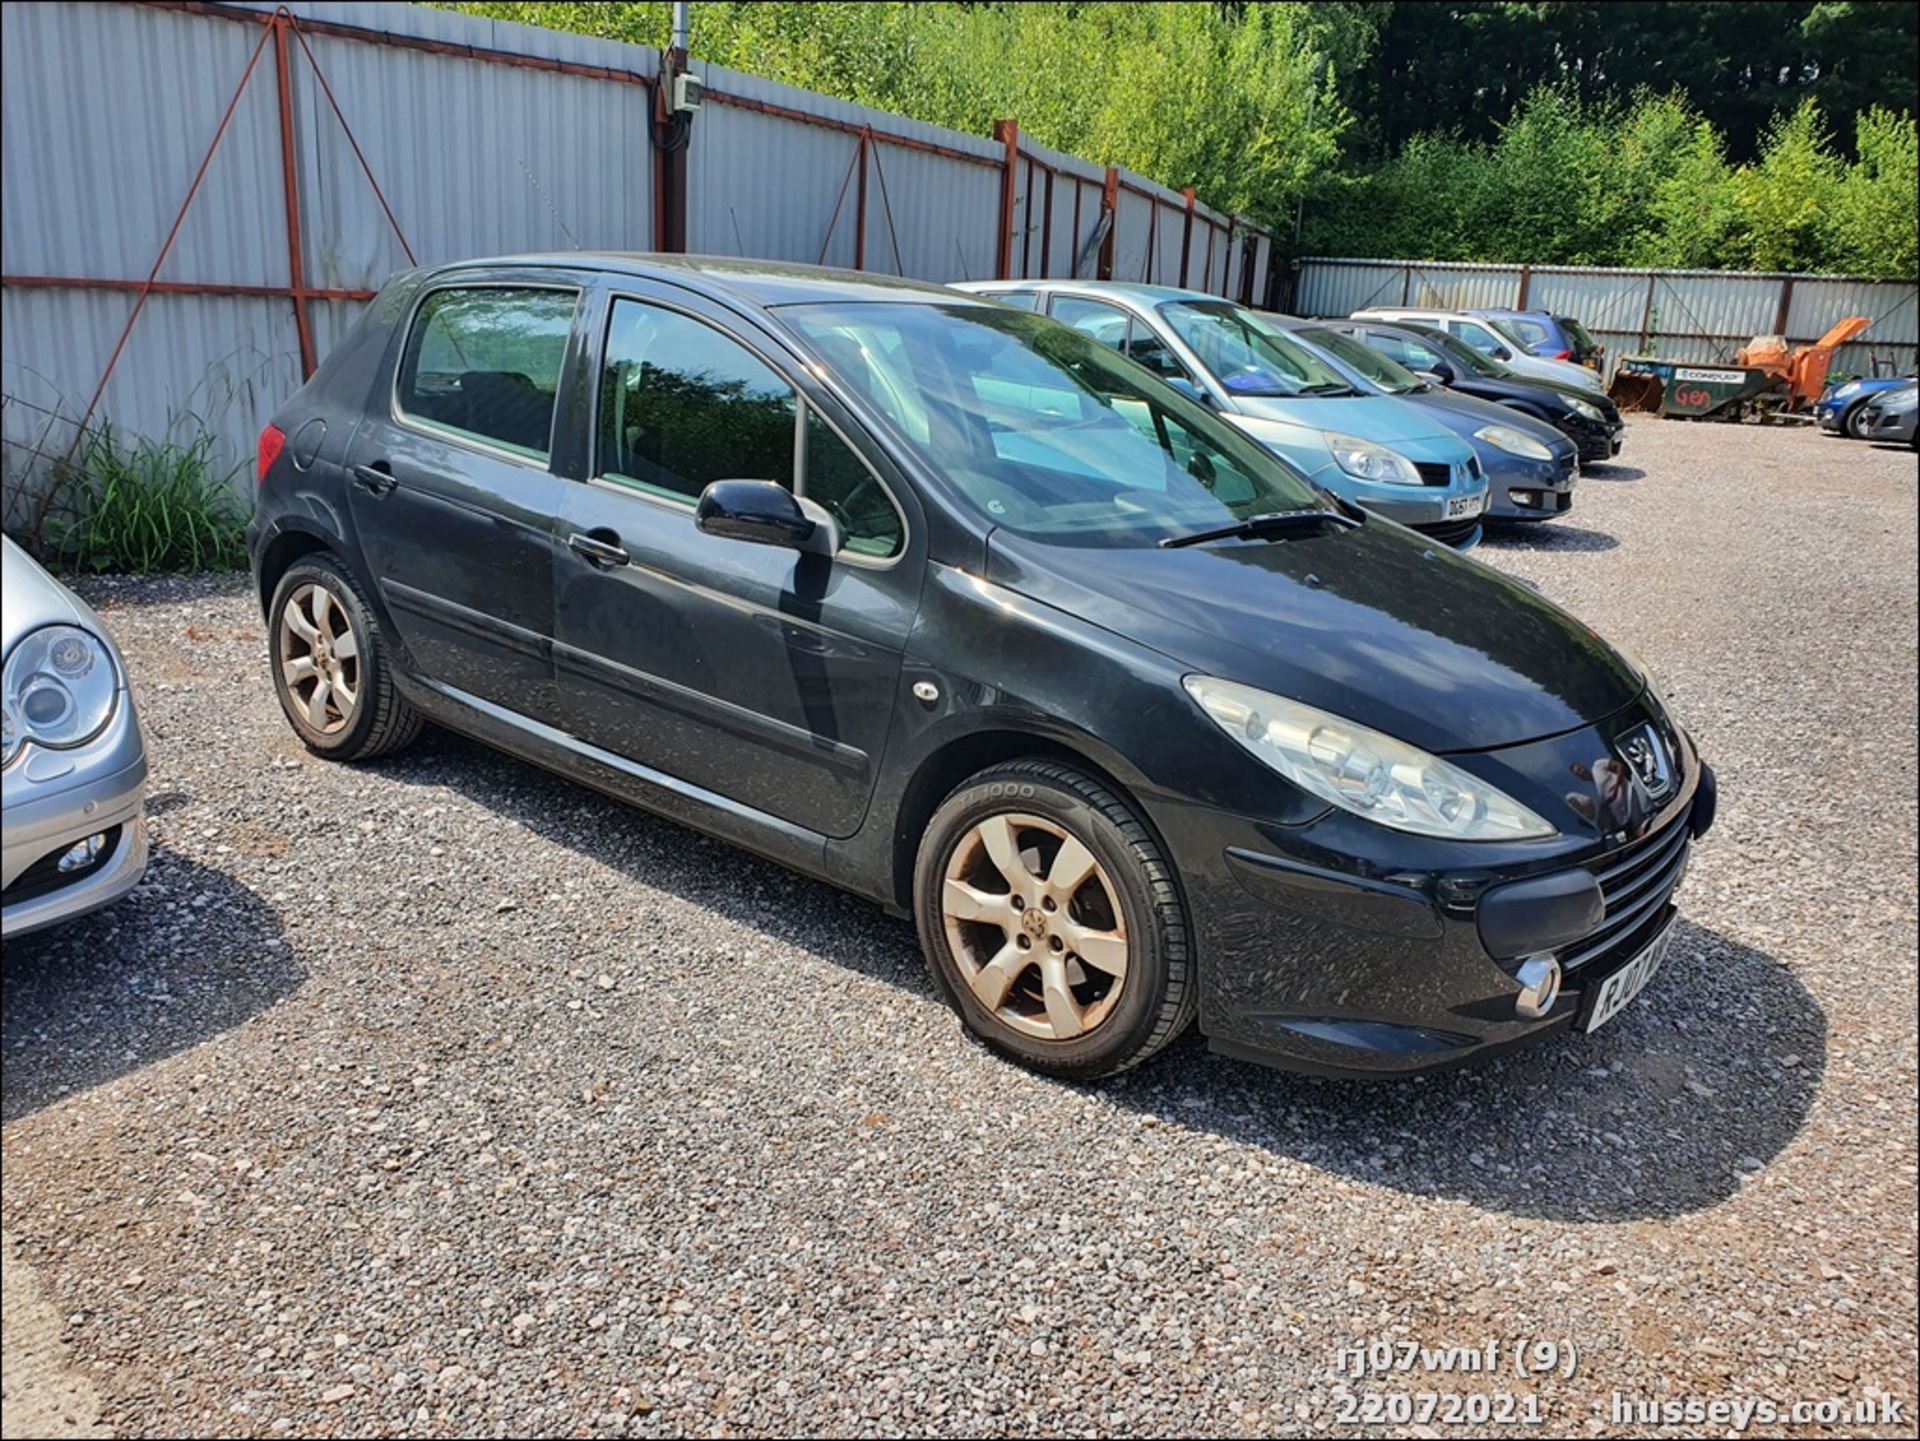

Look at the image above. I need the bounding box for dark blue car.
[1468,309,1604,372]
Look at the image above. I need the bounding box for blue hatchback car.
[1815,374,1916,437]
[956,281,1491,548]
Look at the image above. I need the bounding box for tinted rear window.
[397,287,577,460]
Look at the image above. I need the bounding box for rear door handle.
[568,531,630,568]
[353,463,397,495]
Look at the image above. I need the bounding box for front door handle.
[568,531,630,568]
[353,462,397,495]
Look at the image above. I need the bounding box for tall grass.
[48,424,250,574]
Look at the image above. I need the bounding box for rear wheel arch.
[255,525,335,618]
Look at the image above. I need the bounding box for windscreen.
[1298,325,1423,394]
[1157,302,1354,398]
[786,301,1323,548]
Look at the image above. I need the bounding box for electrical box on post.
[672,71,703,113]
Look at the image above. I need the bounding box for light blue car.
[954,280,1491,549]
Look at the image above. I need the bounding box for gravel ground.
[3,418,1915,1438]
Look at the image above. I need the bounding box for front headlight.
[1183,676,1558,840]
[2,625,119,764]
[1473,423,1554,461]
[1567,397,1606,423]
[1321,432,1423,485]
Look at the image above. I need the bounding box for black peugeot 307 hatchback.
[249,255,1716,1080]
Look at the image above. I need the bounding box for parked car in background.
[959,280,1489,548]
[1468,308,1605,371]
[1333,319,1627,468]
[1262,314,1579,522]
[1351,306,1605,393]
[1814,373,1916,438]
[1856,379,1918,447]
[2,536,149,938]
[250,253,1716,1080]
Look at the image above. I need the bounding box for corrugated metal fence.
[0,0,1275,526]
[1293,258,1919,382]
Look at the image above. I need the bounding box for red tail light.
[1553,349,1572,361]
[257,423,286,485]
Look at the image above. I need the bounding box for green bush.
[47,424,249,575]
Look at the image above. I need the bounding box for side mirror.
[1415,369,1450,387]
[1165,376,1214,408]
[696,479,838,555]
[1492,346,1512,362]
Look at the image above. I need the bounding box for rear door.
[550,283,919,839]
[345,274,583,723]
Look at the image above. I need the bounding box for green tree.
[1734,100,1844,271]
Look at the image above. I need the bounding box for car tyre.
[915,759,1194,1079]
[268,555,424,760]
[1843,402,1872,439]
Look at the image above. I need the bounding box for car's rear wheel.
[1843,402,1872,439]
[915,759,1194,1079]
[269,556,423,760]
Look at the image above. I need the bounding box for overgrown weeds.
[44,424,249,574]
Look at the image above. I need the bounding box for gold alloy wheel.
[940,812,1130,1041]
[278,582,360,735]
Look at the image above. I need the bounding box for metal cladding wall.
[688,63,1004,282]
[1296,258,1919,380]
[1,0,658,519]
[2,0,1275,517]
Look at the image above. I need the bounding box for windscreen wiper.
[1159,508,1361,549]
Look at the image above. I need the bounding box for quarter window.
[397,287,577,461]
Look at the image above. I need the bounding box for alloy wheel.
[278,582,360,735]
[940,812,1130,1041]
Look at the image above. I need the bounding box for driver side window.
[597,299,901,558]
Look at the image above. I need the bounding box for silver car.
[2,536,149,936]
[1859,380,1918,448]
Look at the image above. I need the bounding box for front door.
[345,279,580,723]
[551,288,918,839]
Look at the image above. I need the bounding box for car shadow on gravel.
[1577,462,1645,481]
[2,845,300,1125]
[377,734,1823,1225]
[1481,524,1619,553]
[1103,918,1826,1222]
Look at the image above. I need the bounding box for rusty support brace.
[272,12,318,379]
[4,276,375,301]
[1179,189,1195,288]
[1516,264,1532,310]
[53,10,274,482]
[854,131,868,271]
[993,120,1019,279]
[1099,168,1118,281]
[1039,169,1054,279]
[1773,277,1795,336]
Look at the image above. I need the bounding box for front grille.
[1413,461,1454,487]
[1559,809,1691,972]
[1414,514,1482,548]
[3,825,123,906]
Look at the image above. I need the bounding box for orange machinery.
[1734,316,1872,410]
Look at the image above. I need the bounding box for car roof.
[420,252,993,309]
[958,278,1228,307]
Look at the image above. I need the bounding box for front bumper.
[2,693,150,938]
[1483,450,1578,522]
[1149,700,1715,1077]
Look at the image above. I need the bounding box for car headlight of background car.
[1473,423,1555,461]
[1183,675,1557,840]
[1567,397,1607,423]
[1,625,120,766]
[1321,431,1423,485]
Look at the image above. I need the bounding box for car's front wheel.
[915,759,1195,1079]
[1843,402,1873,439]
[268,555,423,760]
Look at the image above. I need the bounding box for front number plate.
[1579,919,1676,1033]
[1447,492,1485,519]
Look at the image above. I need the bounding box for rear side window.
[991,291,1041,311]
[1506,316,1552,347]
[1050,296,1131,350]
[397,287,577,461]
